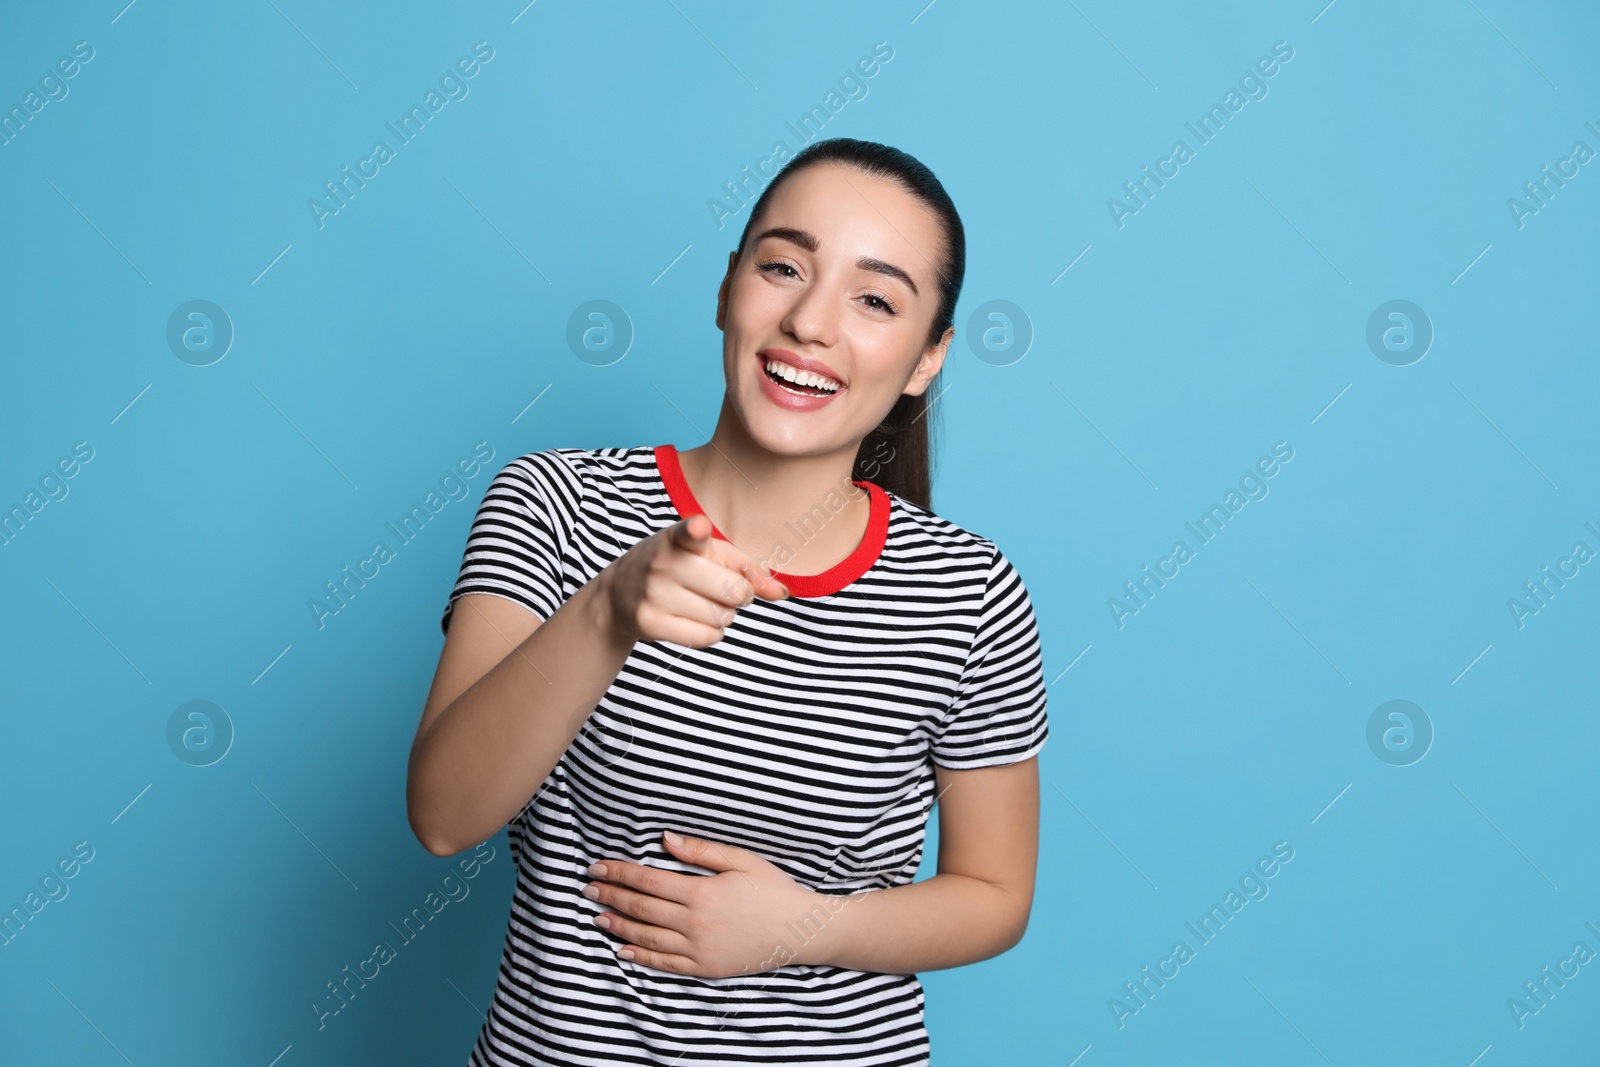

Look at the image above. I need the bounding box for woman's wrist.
[581,568,635,652]
[788,888,866,969]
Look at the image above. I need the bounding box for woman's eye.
[757,261,896,315]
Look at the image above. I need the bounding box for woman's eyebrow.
[754,226,920,297]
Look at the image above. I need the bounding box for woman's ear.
[902,327,953,397]
[715,250,740,331]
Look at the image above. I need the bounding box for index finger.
[672,514,788,599]
[588,858,700,903]
[668,513,715,554]
[704,538,789,601]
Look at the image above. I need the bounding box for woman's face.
[716,162,952,458]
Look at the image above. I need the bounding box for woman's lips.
[755,352,844,412]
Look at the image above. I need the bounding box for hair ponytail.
[852,389,936,512]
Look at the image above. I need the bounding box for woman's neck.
[675,400,871,577]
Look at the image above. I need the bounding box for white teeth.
[765,359,840,393]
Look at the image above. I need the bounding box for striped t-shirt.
[440,443,1050,1066]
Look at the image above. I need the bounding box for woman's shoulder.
[493,442,656,484]
[876,483,1024,591]
[883,489,1043,598]
[877,487,1009,570]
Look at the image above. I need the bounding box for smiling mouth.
[762,358,843,396]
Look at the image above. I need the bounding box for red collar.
[652,444,889,598]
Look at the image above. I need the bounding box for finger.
[702,540,789,601]
[588,858,699,905]
[662,829,750,874]
[646,581,741,634]
[668,513,715,555]
[671,552,756,610]
[595,909,691,960]
[613,939,698,975]
[751,565,790,601]
[668,516,787,601]
[587,879,689,929]
[639,609,729,649]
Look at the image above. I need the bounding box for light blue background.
[3,1,1597,1064]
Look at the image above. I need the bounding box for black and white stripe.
[441,445,1049,1066]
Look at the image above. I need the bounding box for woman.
[407,137,1050,1066]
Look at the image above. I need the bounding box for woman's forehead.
[766,165,924,232]
[757,166,942,282]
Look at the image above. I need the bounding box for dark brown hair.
[733,138,965,512]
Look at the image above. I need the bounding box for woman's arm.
[408,514,787,857]
[793,757,1041,974]
[406,579,636,856]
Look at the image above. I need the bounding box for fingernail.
[663,830,683,846]
[587,862,607,877]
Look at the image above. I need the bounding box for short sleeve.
[930,544,1050,770]
[439,450,580,635]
